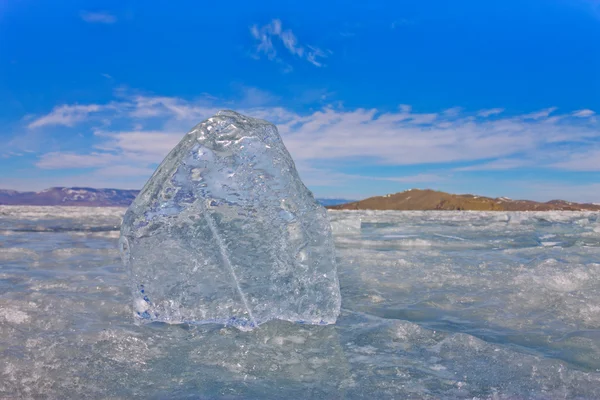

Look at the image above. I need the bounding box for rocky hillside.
[327,189,600,211]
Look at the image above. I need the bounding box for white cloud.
[521,107,557,120]
[572,109,595,117]
[96,165,156,177]
[250,19,328,68]
[26,93,220,130]
[36,152,121,169]
[0,151,23,159]
[236,86,280,107]
[293,165,444,188]
[127,96,218,120]
[306,46,328,67]
[250,22,277,60]
[477,108,504,117]
[21,92,600,196]
[80,11,117,24]
[28,104,104,128]
[455,158,531,171]
[280,109,524,164]
[550,149,600,171]
[95,129,182,160]
[443,107,463,117]
[376,174,444,183]
[280,29,304,57]
[274,106,600,174]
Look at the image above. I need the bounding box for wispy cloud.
[477,108,504,118]
[28,104,106,128]
[0,151,24,159]
[37,152,122,169]
[125,95,218,120]
[305,46,328,67]
[94,129,182,160]
[250,19,329,69]
[235,86,280,107]
[80,11,117,24]
[522,107,557,120]
[26,93,221,129]
[550,149,600,171]
[18,90,600,197]
[443,107,463,117]
[455,158,532,171]
[36,151,156,179]
[376,174,444,183]
[572,109,595,117]
[291,166,445,190]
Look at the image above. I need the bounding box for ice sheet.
[1,206,599,399]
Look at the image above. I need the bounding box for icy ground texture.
[119,111,340,330]
[1,206,600,399]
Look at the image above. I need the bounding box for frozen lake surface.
[1,206,599,399]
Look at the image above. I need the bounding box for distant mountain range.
[0,187,351,208]
[0,187,139,207]
[327,189,600,211]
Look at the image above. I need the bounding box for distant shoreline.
[0,187,351,208]
[2,187,598,211]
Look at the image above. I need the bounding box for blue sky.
[1,0,599,202]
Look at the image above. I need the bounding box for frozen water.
[119,111,341,330]
[2,206,600,399]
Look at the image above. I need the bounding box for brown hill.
[327,189,600,211]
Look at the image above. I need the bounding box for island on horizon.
[326,189,600,212]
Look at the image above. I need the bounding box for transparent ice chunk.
[119,110,341,330]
